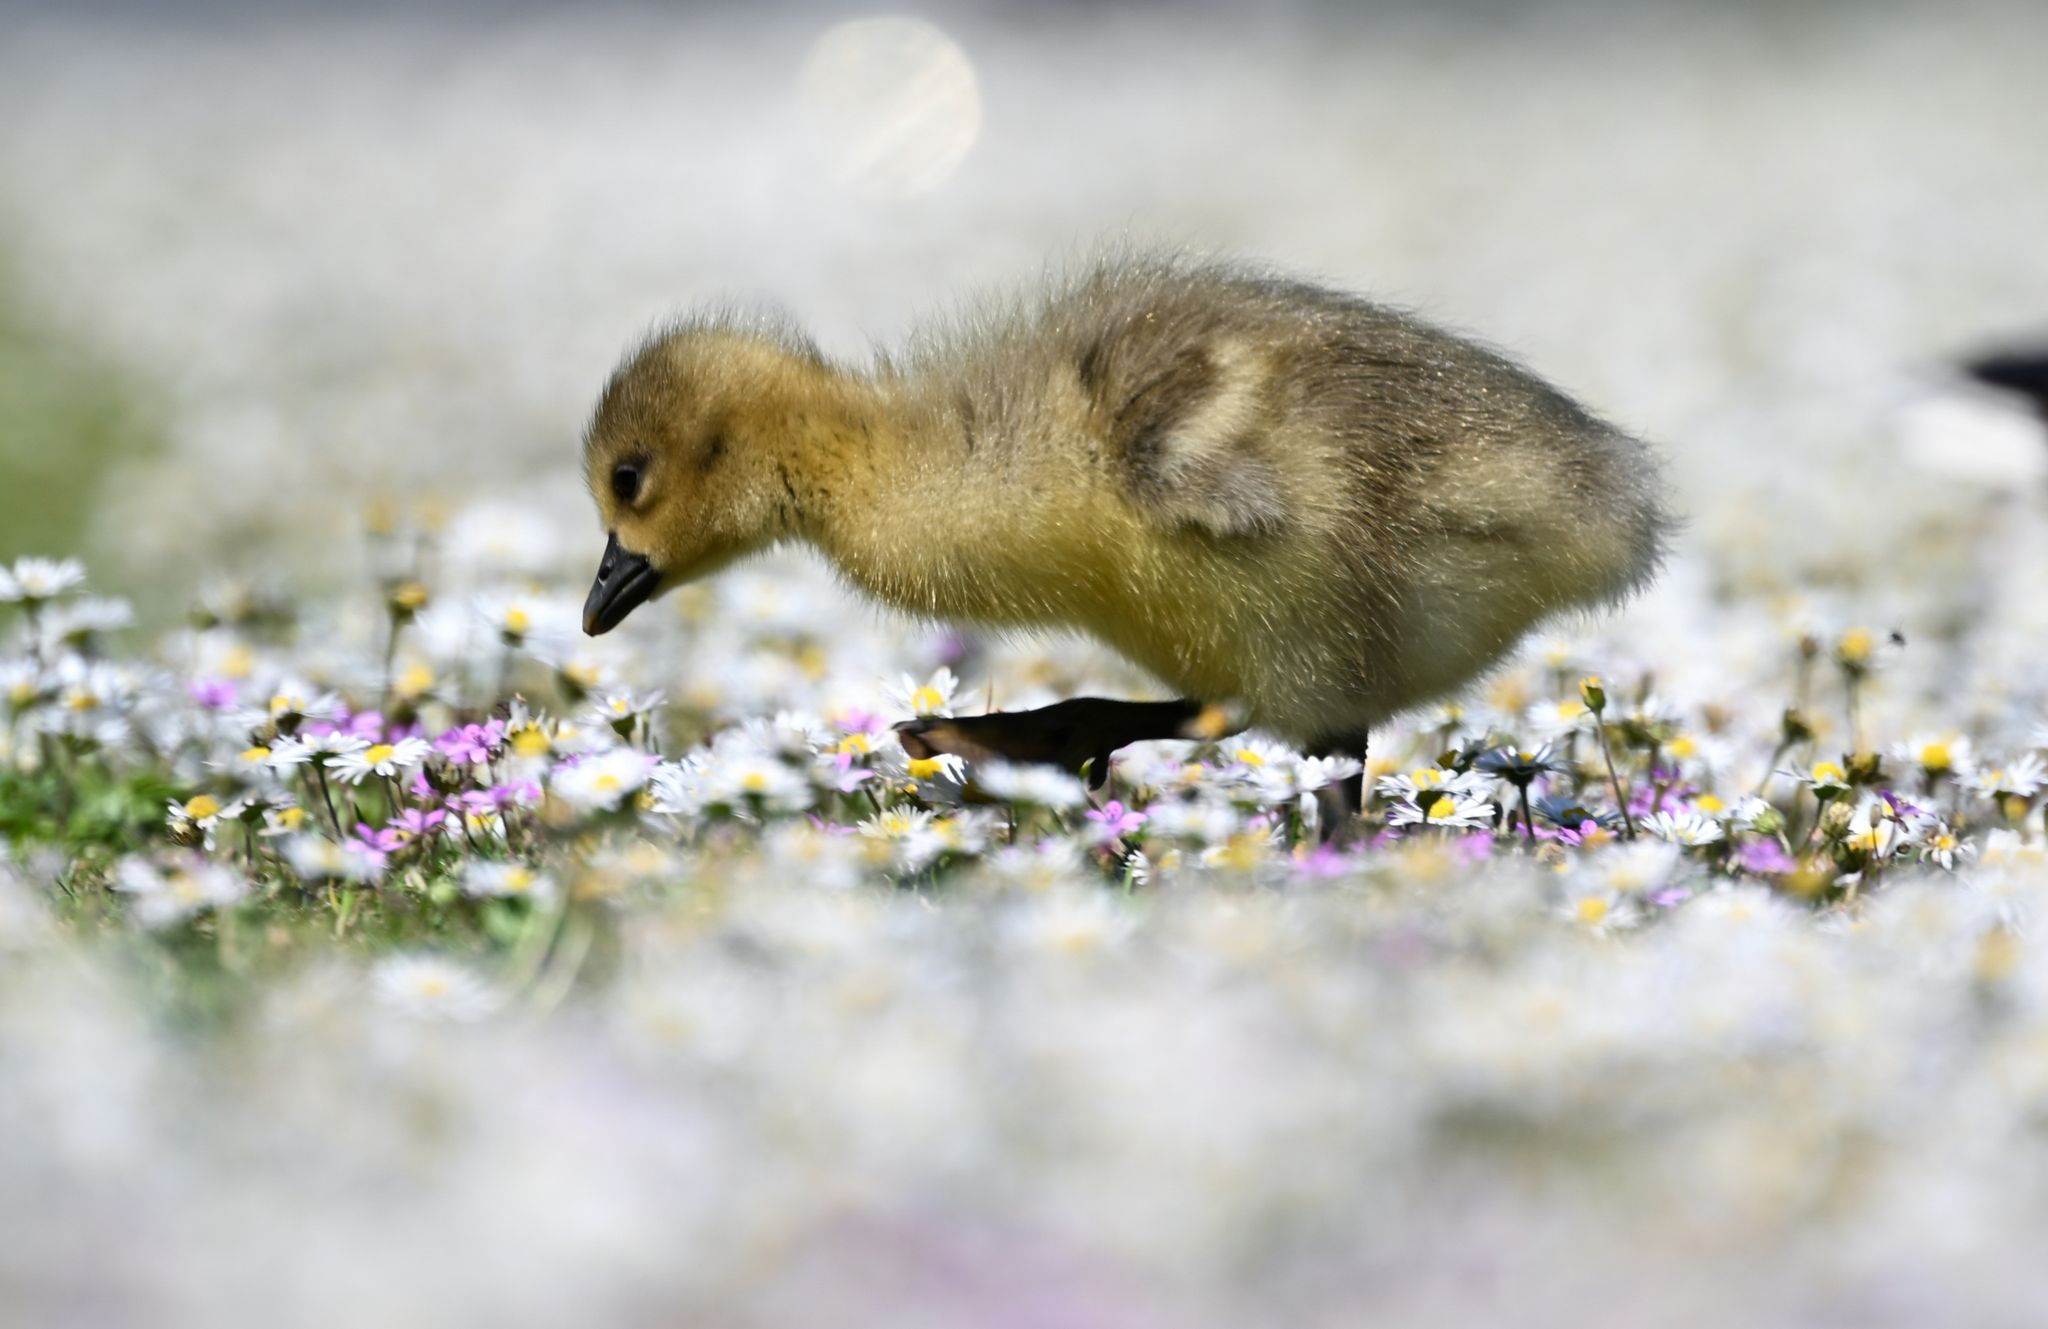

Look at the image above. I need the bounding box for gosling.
[580,252,1668,796]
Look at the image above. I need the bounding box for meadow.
[5,3,2048,1325]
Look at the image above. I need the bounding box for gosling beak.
[582,534,661,636]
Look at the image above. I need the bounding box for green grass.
[0,254,163,566]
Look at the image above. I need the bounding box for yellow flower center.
[415,976,448,998]
[1694,793,1725,814]
[395,665,435,699]
[364,744,396,767]
[1812,762,1846,786]
[503,607,531,636]
[1576,897,1610,925]
[838,734,873,756]
[503,867,533,893]
[563,662,600,689]
[65,690,99,712]
[593,773,622,792]
[276,807,305,830]
[1235,748,1266,768]
[512,729,551,758]
[1412,768,1446,789]
[390,582,429,612]
[1668,735,1697,760]
[1838,628,1873,662]
[7,682,34,705]
[184,794,222,820]
[1920,742,1953,771]
[911,686,946,713]
[1426,799,1461,821]
[221,645,254,679]
[241,745,271,763]
[907,756,946,780]
[741,771,769,793]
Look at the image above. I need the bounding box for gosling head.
[580,324,831,635]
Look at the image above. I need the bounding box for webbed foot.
[895,697,1236,789]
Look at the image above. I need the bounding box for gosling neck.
[772,366,982,609]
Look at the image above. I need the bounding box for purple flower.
[352,822,403,867]
[391,807,447,840]
[1877,788,1928,821]
[1734,837,1796,875]
[436,721,504,766]
[186,678,237,709]
[835,709,883,736]
[1086,799,1149,839]
[1292,842,1360,877]
[474,780,541,812]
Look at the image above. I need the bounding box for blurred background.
[2,0,2045,607]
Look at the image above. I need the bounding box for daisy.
[283,834,384,882]
[263,681,343,728]
[0,660,47,713]
[34,596,134,651]
[887,666,960,718]
[1524,694,1593,742]
[372,954,501,1022]
[0,556,86,603]
[1386,790,1496,831]
[1891,733,1974,780]
[1791,759,1852,798]
[1911,822,1973,870]
[1963,754,2046,801]
[165,792,246,849]
[462,860,558,902]
[1143,796,1244,846]
[701,748,814,815]
[550,748,658,813]
[1375,765,1497,803]
[329,736,432,785]
[975,760,1089,810]
[1840,800,1904,861]
[112,856,247,928]
[1559,883,1639,932]
[590,689,665,735]
[1641,810,1725,846]
[1474,744,1566,790]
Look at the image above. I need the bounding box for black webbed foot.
[895,697,1233,789]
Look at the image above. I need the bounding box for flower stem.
[1595,720,1637,840]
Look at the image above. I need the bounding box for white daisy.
[1964,754,2046,800]
[372,954,501,1022]
[1891,733,1974,779]
[887,666,960,718]
[1641,810,1726,846]
[112,856,246,928]
[975,760,1089,810]
[0,556,86,603]
[329,736,433,785]
[550,747,658,812]
[462,860,558,902]
[1387,790,1496,830]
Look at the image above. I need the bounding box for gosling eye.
[610,460,643,505]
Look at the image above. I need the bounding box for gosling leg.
[895,697,1230,789]
[1310,727,1371,841]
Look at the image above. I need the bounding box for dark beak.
[582,534,661,636]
